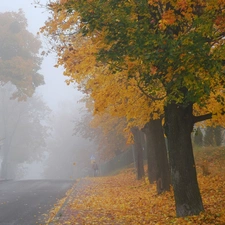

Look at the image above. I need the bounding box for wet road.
[0,180,74,225]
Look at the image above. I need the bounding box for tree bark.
[149,119,171,194]
[131,127,145,180]
[142,122,157,184]
[143,119,170,193]
[164,103,204,217]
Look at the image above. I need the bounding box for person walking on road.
[90,156,99,177]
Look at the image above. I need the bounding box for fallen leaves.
[44,183,75,225]
[48,147,225,224]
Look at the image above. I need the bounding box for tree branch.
[193,113,212,124]
[137,80,166,101]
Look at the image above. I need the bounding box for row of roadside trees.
[40,0,225,218]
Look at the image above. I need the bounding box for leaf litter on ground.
[45,147,225,225]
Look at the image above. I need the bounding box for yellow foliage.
[41,0,225,139]
[194,83,225,127]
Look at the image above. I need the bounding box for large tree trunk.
[143,119,170,193]
[131,127,145,180]
[164,103,204,217]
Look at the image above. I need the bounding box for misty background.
[0,0,97,180]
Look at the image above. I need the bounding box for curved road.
[0,180,74,225]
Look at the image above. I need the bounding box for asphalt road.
[0,179,74,225]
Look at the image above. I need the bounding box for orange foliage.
[59,0,68,4]
[90,114,129,160]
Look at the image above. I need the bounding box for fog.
[0,0,97,180]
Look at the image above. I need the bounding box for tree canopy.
[42,0,225,123]
[0,10,44,100]
[41,0,225,217]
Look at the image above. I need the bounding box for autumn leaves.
[41,0,225,218]
[51,149,225,225]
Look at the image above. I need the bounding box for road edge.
[46,180,78,225]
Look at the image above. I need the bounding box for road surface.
[0,179,74,225]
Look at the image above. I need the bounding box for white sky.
[1,0,83,110]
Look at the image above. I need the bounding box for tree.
[76,69,168,184]
[41,0,170,193]
[131,127,145,180]
[74,106,130,161]
[42,0,225,217]
[0,10,44,100]
[214,126,223,146]
[43,101,96,179]
[143,119,171,194]
[0,10,45,178]
[0,84,50,179]
[204,126,215,146]
[204,126,223,147]
[193,127,203,147]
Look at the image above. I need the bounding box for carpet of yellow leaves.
[49,147,225,225]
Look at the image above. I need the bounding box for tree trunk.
[149,119,171,194]
[143,119,170,193]
[0,160,7,179]
[164,103,204,217]
[143,122,157,184]
[0,138,10,179]
[131,127,145,180]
